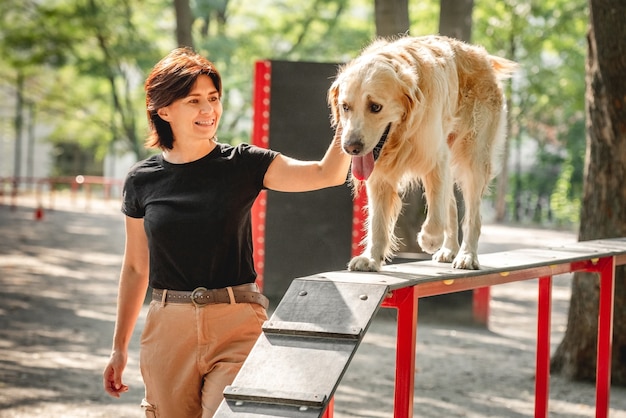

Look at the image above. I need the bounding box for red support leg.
[595,256,616,418]
[383,286,418,417]
[535,276,553,418]
[322,397,334,418]
[473,286,491,325]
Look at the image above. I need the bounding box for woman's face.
[157,74,223,145]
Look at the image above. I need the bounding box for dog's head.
[329,53,421,181]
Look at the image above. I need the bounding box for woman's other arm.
[103,216,150,397]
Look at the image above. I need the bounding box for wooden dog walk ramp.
[215,277,389,417]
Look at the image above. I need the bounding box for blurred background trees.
[1,0,624,388]
[0,0,587,224]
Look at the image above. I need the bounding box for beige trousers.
[139,300,267,417]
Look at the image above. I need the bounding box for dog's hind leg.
[433,188,461,263]
[349,180,402,272]
[452,178,483,269]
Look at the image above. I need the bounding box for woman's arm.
[263,127,350,192]
[103,216,150,398]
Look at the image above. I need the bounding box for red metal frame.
[595,256,615,418]
[381,286,418,418]
[321,256,619,418]
[351,189,368,257]
[250,60,272,293]
[535,275,552,418]
[473,286,491,325]
[323,397,334,418]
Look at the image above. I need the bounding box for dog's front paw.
[451,251,480,270]
[348,256,382,272]
[433,247,457,263]
[417,229,444,254]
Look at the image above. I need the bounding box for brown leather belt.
[152,283,269,309]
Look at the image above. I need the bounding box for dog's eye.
[341,103,350,112]
[370,103,383,113]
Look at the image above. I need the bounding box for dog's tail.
[489,55,518,80]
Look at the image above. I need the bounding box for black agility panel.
[256,60,353,303]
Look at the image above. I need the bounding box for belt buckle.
[191,287,209,307]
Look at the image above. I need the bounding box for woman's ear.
[157,107,171,122]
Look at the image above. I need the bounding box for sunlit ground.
[1,196,625,417]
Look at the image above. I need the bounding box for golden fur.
[328,35,517,271]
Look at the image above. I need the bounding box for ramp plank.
[269,280,388,331]
[216,280,388,417]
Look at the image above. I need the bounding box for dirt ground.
[1,195,626,417]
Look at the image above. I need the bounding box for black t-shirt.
[122,142,279,290]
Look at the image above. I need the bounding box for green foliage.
[409,0,439,36]
[0,0,76,68]
[0,0,592,223]
[550,156,581,226]
[1,0,170,171]
[474,0,588,226]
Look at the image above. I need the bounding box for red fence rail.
[0,176,122,211]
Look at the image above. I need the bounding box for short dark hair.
[144,47,222,150]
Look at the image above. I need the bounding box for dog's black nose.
[344,143,363,155]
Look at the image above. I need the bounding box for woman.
[102,47,350,417]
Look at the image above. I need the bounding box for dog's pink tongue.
[351,152,375,181]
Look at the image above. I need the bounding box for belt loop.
[226,286,236,304]
[161,289,168,307]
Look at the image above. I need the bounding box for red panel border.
[251,60,272,292]
[351,189,367,258]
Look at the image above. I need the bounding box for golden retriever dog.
[328,35,517,271]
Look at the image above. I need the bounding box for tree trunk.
[374,0,409,38]
[438,0,473,41]
[551,0,626,384]
[174,0,194,48]
[13,70,24,180]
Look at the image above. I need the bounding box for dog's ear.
[402,86,424,121]
[396,68,422,121]
[328,79,341,127]
[401,92,414,121]
[400,80,423,122]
